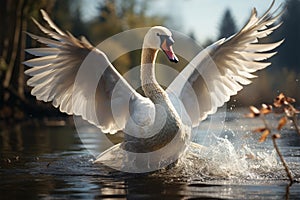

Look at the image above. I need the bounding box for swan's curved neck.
[122,46,185,153]
[141,48,165,103]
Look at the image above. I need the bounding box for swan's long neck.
[141,48,166,104]
[122,47,185,153]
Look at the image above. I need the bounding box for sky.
[80,0,285,43]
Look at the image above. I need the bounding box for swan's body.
[24,1,283,172]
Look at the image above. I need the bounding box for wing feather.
[25,48,59,56]
[25,10,153,134]
[40,9,66,36]
[167,0,284,126]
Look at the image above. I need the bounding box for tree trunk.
[0,0,56,120]
[3,0,23,89]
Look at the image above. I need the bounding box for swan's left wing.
[24,10,154,134]
[167,1,284,126]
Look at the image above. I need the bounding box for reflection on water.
[0,112,300,199]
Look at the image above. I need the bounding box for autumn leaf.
[277,116,287,130]
[245,113,255,118]
[272,134,281,139]
[247,106,260,118]
[274,93,296,107]
[286,97,296,104]
[259,129,271,143]
[260,104,272,115]
[274,93,285,107]
[253,127,267,133]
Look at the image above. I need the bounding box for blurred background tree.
[218,9,237,39]
[88,0,166,74]
[274,0,300,73]
[52,0,88,37]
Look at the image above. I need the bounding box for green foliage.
[87,0,166,43]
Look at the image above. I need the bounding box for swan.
[24,1,284,172]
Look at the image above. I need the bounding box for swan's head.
[143,26,179,63]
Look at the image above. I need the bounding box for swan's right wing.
[24,10,154,134]
[167,1,284,126]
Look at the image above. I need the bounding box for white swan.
[24,1,283,172]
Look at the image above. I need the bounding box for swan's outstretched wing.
[24,10,153,134]
[167,1,284,126]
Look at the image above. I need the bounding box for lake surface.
[1,111,300,199]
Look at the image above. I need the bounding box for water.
[1,111,300,199]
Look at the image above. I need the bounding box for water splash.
[167,136,281,180]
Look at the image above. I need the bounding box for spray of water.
[185,138,278,178]
[164,123,283,181]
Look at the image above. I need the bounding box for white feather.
[167,0,284,126]
[24,11,154,135]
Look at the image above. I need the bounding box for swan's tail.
[93,143,124,167]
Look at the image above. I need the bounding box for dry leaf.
[277,116,287,130]
[272,134,281,139]
[249,106,260,117]
[245,113,256,118]
[259,129,271,142]
[274,93,296,107]
[260,104,272,115]
[274,93,285,107]
[286,97,296,104]
[253,127,267,133]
